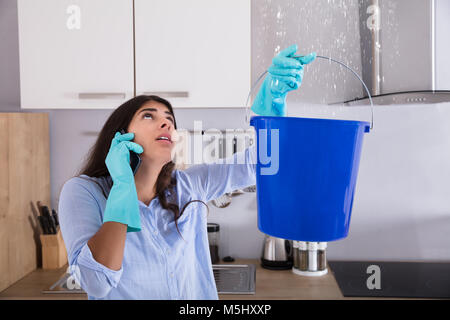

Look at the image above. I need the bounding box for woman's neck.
[133,159,164,206]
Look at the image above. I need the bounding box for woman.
[58,45,315,299]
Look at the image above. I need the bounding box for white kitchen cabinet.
[134,0,250,108]
[17,0,134,109]
[435,0,450,90]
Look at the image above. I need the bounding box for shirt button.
[153,231,158,236]
[170,273,174,278]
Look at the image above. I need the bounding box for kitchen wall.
[1,0,449,261]
[252,0,364,105]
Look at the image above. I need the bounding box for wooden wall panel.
[0,113,50,292]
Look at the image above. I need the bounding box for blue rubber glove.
[251,44,316,116]
[103,131,144,232]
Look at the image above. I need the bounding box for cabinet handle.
[78,93,126,99]
[141,91,189,98]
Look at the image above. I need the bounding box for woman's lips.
[156,138,172,145]
[156,134,172,145]
[156,133,172,142]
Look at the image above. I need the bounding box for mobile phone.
[120,129,142,175]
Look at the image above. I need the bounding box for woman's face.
[127,101,177,165]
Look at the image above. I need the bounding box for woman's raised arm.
[179,144,257,202]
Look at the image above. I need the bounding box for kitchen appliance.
[329,261,450,298]
[261,235,293,270]
[342,0,450,105]
[212,264,256,295]
[44,264,256,295]
[207,223,220,264]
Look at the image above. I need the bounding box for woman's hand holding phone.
[106,132,143,183]
[119,129,142,175]
[103,131,144,232]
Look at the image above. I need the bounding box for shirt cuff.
[77,243,123,288]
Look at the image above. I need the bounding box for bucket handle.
[245,55,374,131]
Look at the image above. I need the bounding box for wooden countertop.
[221,259,345,300]
[0,259,353,300]
[0,265,86,300]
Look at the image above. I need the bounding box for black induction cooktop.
[328,261,450,299]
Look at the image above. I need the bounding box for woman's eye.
[143,113,153,119]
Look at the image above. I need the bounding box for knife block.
[40,229,68,269]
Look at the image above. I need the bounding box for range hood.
[342,0,450,105]
[341,90,450,106]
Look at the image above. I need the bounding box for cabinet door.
[436,0,450,90]
[134,0,250,108]
[18,0,134,109]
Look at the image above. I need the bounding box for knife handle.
[37,216,46,234]
[42,206,57,234]
[51,209,59,226]
[41,216,50,234]
[48,216,57,234]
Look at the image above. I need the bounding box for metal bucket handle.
[245,55,374,130]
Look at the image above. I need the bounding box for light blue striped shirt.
[58,145,256,299]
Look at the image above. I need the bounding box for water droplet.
[276,10,283,19]
[274,45,280,55]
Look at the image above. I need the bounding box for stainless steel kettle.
[261,234,293,270]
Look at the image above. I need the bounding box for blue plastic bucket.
[250,116,370,242]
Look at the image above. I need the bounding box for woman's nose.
[159,118,172,130]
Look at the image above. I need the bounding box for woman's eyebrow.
[139,108,157,114]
